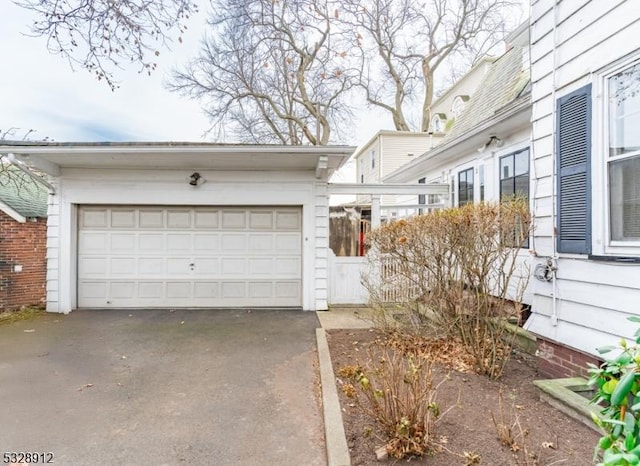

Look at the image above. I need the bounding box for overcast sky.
[0,2,394,153]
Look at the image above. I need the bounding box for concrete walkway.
[0,309,325,466]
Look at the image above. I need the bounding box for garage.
[78,205,302,308]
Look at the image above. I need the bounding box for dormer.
[429,113,447,133]
[451,95,469,119]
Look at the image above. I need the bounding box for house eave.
[383,97,532,183]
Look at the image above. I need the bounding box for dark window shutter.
[556,84,592,254]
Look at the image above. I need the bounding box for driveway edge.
[316,328,351,466]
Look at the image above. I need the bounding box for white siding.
[527,0,640,357]
[46,168,327,312]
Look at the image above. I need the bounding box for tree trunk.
[421,59,435,133]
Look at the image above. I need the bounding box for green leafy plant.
[589,316,640,465]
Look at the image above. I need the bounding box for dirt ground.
[327,328,601,466]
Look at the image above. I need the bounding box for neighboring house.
[385,22,531,232]
[353,131,435,206]
[352,58,495,209]
[0,168,48,310]
[0,142,353,313]
[524,0,640,378]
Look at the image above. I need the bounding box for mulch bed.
[327,328,600,465]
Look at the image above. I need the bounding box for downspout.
[549,1,559,327]
[5,153,56,193]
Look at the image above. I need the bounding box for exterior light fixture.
[188,172,205,187]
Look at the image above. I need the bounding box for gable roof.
[0,168,48,219]
[383,44,531,183]
[443,45,530,142]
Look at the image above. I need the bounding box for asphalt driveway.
[0,309,326,466]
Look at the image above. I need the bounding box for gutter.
[5,153,56,193]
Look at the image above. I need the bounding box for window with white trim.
[458,167,474,206]
[607,60,640,243]
[371,149,376,169]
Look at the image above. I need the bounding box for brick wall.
[0,211,47,310]
[536,338,602,379]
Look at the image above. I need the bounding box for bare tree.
[14,0,198,90]
[169,0,354,145]
[343,0,521,132]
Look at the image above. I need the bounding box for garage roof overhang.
[0,142,356,181]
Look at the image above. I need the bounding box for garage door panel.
[167,210,191,228]
[248,258,274,275]
[111,210,136,228]
[111,258,137,275]
[221,234,247,251]
[139,258,164,275]
[248,282,272,298]
[167,258,192,275]
[111,233,136,252]
[221,258,246,275]
[194,210,219,228]
[138,282,164,298]
[167,281,191,298]
[249,211,273,229]
[276,211,301,230]
[221,282,246,298]
[79,232,108,252]
[139,209,164,228]
[276,258,300,276]
[276,282,301,298]
[139,233,164,250]
[196,258,220,274]
[194,233,219,251]
[81,209,109,228]
[79,257,107,276]
[221,211,246,229]
[275,234,301,253]
[167,233,192,251]
[111,282,136,299]
[78,206,301,308]
[194,282,219,298]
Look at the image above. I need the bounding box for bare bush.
[362,200,532,378]
[339,344,449,459]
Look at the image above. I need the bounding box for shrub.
[589,316,640,466]
[339,345,447,459]
[362,200,531,378]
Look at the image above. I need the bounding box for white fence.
[327,250,368,305]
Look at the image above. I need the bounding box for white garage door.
[77,206,302,308]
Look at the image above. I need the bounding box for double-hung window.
[458,167,474,206]
[500,148,530,248]
[607,60,640,244]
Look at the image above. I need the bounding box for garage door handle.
[189,263,195,270]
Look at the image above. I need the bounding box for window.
[359,157,364,183]
[451,95,468,119]
[500,149,530,200]
[479,164,485,201]
[500,148,530,247]
[371,149,376,169]
[607,60,640,242]
[418,177,426,214]
[458,168,474,206]
[430,114,445,133]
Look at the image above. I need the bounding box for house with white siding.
[524,0,640,378]
[352,131,435,207]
